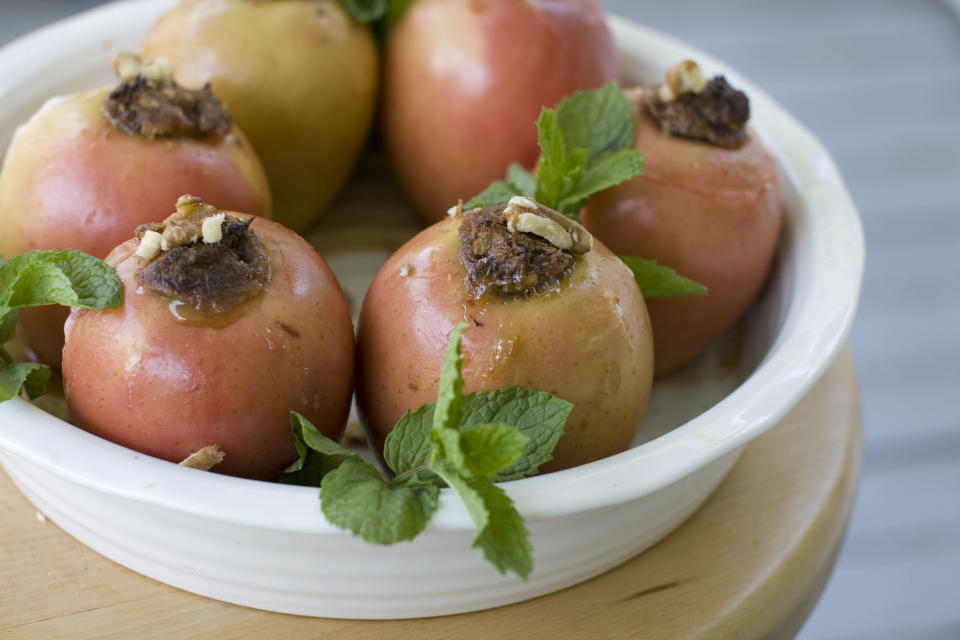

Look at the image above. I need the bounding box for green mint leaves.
[339,0,388,22]
[620,256,708,299]
[1,250,122,313]
[467,83,644,220]
[0,250,123,403]
[281,322,573,578]
[465,84,707,300]
[0,361,51,403]
[340,0,413,30]
[385,388,571,481]
[322,460,440,544]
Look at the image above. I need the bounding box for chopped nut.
[113,52,142,83]
[139,57,175,84]
[179,444,225,470]
[507,195,539,211]
[508,211,573,250]
[503,197,593,253]
[202,213,226,244]
[399,262,411,277]
[135,229,164,260]
[666,59,707,96]
[658,84,676,103]
[112,52,175,85]
[160,195,221,251]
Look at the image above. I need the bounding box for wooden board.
[0,348,860,639]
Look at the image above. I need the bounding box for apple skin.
[0,87,272,367]
[141,0,378,232]
[382,0,619,223]
[356,216,654,473]
[581,88,782,376]
[62,216,355,481]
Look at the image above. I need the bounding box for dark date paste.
[645,76,750,148]
[457,203,587,298]
[137,205,269,315]
[102,76,231,139]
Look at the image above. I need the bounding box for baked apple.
[582,61,782,375]
[357,197,654,472]
[0,54,271,367]
[382,0,619,223]
[141,0,378,232]
[62,196,354,481]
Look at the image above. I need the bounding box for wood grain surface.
[0,349,861,640]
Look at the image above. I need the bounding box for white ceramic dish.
[0,0,863,620]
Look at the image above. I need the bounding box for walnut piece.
[179,444,225,471]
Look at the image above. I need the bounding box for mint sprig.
[339,0,414,29]
[619,256,708,300]
[339,0,387,22]
[281,322,573,578]
[0,250,123,403]
[385,387,571,481]
[465,83,707,300]
[464,84,643,215]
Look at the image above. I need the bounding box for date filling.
[102,53,231,139]
[135,195,269,315]
[457,197,592,299]
[644,59,750,149]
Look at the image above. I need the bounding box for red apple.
[0,63,271,367]
[582,78,782,375]
[62,198,354,481]
[356,200,654,472]
[383,0,619,223]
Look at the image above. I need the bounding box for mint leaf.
[461,388,571,480]
[434,322,468,432]
[386,0,414,23]
[0,249,123,404]
[460,423,529,479]
[1,250,122,313]
[321,459,439,544]
[620,255,708,299]
[534,108,588,215]
[280,412,439,544]
[280,411,360,486]
[429,322,469,473]
[465,180,523,209]
[339,0,387,22]
[556,82,635,163]
[464,163,538,209]
[0,362,50,402]
[384,404,434,474]
[299,326,558,578]
[469,85,644,221]
[507,163,537,199]
[556,149,645,215]
[384,387,572,480]
[0,309,16,346]
[437,467,533,579]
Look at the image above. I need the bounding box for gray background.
[2,1,958,638]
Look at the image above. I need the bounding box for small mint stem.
[388,462,433,487]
